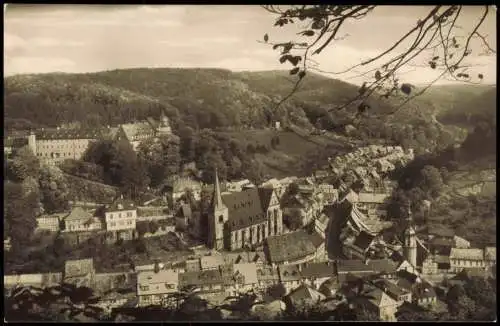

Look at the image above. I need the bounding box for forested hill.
[4,68,494,155]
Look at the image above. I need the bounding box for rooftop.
[450,248,485,261]
[287,284,326,306]
[65,207,93,222]
[106,198,136,212]
[137,269,179,295]
[221,188,267,231]
[266,230,317,264]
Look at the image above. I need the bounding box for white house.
[104,198,137,232]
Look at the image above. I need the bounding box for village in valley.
[4,4,497,323]
[3,111,496,321]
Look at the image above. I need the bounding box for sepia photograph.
[3,4,496,322]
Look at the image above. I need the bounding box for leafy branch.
[262,5,495,116]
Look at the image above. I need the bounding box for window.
[127,212,133,217]
[218,215,224,223]
[119,213,122,218]
[109,214,113,219]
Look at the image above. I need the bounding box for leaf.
[288,56,302,66]
[301,30,315,37]
[264,34,269,43]
[298,71,306,79]
[478,73,484,79]
[375,71,382,81]
[281,43,293,55]
[400,83,412,95]
[432,56,439,61]
[430,62,437,69]
[290,67,300,75]
[279,55,289,64]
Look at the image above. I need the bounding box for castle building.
[33,128,103,166]
[115,111,173,152]
[207,169,283,251]
[403,205,417,268]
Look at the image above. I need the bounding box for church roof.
[222,188,267,231]
[258,188,274,211]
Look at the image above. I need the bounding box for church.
[208,170,283,251]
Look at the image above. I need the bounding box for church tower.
[208,168,228,250]
[403,203,417,268]
[157,110,172,136]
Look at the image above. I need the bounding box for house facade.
[104,198,137,232]
[34,129,102,166]
[137,269,180,307]
[63,207,103,232]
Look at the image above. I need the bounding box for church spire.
[214,168,224,209]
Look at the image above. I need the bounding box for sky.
[4,4,497,85]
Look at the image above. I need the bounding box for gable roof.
[484,247,496,261]
[279,264,303,282]
[257,266,280,282]
[287,284,326,306]
[178,267,232,288]
[301,262,336,279]
[372,279,409,300]
[309,231,325,249]
[106,198,136,212]
[222,188,266,231]
[266,230,317,264]
[65,207,93,222]
[336,259,398,275]
[353,231,375,252]
[223,251,265,265]
[120,122,155,140]
[137,269,179,295]
[36,128,103,140]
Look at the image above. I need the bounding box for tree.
[419,165,444,197]
[84,140,150,198]
[7,146,40,182]
[267,283,287,300]
[262,5,495,114]
[4,181,39,248]
[284,210,303,231]
[38,165,70,214]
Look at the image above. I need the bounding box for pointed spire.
[214,168,224,209]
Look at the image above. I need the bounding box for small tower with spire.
[157,109,172,136]
[403,202,417,268]
[208,168,228,250]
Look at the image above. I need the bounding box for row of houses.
[4,112,174,166]
[3,254,438,322]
